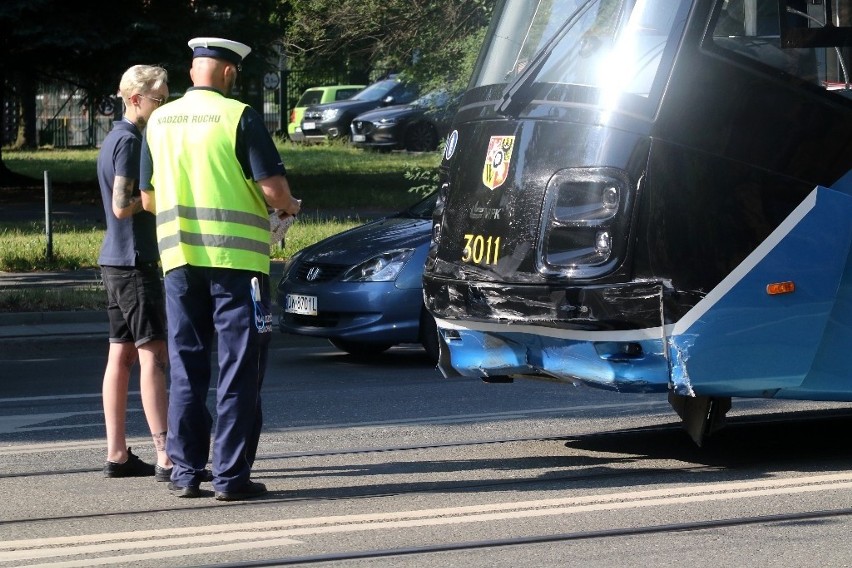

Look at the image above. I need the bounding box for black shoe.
[214,480,267,501]
[154,464,172,482]
[168,482,201,498]
[155,465,214,483]
[103,448,155,478]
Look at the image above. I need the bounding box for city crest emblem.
[482,135,515,190]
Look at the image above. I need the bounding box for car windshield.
[350,79,402,101]
[296,89,325,107]
[401,192,438,219]
[411,90,450,108]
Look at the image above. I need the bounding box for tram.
[422,0,852,443]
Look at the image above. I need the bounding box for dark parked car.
[277,192,438,361]
[350,90,459,152]
[300,77,420,143]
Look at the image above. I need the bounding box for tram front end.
[423,0,852,442]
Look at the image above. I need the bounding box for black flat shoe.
[214,480,267,501]
[103,448,155,478]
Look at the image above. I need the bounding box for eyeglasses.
[138,94,166,106]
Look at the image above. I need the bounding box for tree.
[0,0,286,187]
[281,0,492,94]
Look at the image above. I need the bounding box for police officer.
[140,37,300,500]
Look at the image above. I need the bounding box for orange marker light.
[766,281,795,295]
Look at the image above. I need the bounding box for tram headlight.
[595,230,612,254]
[538,167,634,279]
[602,186,619,210]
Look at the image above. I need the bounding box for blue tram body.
[422,0,852,442]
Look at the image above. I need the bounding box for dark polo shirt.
[97,120,159,266]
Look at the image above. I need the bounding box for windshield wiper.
[496,0,596,118]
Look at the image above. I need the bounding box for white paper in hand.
[270,211,296,245]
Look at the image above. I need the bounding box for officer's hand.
[286,197,301,217]
[275,199,300,219]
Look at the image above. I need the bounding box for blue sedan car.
[277,192,438,362]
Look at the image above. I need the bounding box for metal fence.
[35,86,114,147]
[3,68,391,148]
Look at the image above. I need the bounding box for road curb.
[0,310,106,326]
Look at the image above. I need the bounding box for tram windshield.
[473,0,690,108]
[474,0,852,111]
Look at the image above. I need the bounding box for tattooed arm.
[112,175,143,219]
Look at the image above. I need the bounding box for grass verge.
[0,215,365,272]
[0,144,437,312]
[2,143,440,210]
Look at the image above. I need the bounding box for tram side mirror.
[778,1,852,89]
[779,1,852,48]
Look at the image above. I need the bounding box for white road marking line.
[0,393,102,403]
[3,472,851,566]
[0,531,302,562]
[4,539,302,568]
[0,410,141,436]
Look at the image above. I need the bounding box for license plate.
[285,294,318,316]
[352,134,366,142]
[302,121,316,131]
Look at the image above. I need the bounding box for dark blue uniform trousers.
[164,265,271,491]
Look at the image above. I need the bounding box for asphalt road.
[3,333,852,567]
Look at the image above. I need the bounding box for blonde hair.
[118,65,168,107]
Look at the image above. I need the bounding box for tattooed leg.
[139,339,172,468]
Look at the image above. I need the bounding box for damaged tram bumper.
[425,185,852,404]
[424,278,674,393]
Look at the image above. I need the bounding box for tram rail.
[204,507,852,567]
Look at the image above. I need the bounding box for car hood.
[353,104,423,122]
[301,216,431,265]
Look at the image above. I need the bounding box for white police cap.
[188,37,251,65]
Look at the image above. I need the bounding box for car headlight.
[321,108,340,121]
[341,249,414,282]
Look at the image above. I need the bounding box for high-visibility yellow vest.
[146,89,270,274]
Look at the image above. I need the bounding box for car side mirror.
[381,95,395,106]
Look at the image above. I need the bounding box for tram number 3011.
[461,233,501,266]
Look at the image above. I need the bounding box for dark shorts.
[101,263,167,346]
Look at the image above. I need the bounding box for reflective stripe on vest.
[157,205,269,229]
[157,231,269,257]
[156,205,270,256]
